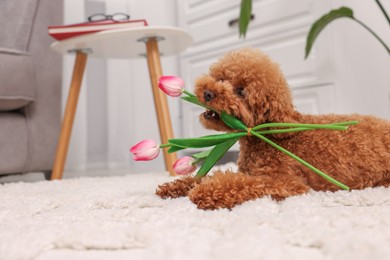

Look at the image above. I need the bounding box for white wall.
[62,0,390,176]
[328,0,390,118]
[62,0,88,171]
[123,0,180,173]
[62,0,181,174]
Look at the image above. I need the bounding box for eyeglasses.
[88,13,130,22]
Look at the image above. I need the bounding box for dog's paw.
[187,172,311,210]
[188,172,253,210]
[155,176,199,199]
[188,185,237,210]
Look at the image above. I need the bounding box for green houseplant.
[238,0,390,58]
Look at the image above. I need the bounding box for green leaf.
[220,112,247,131]
[195,137,239,178]
[169,132,246,148]
[239,0,252,38]
[305,7,354,59]
[192,150,212,159]
[168,145,186,153]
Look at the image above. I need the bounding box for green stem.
[375,0,390,28]
[252,122,355,131]
[256,122,357,135]
[183,89,196,97]
[331,121,359,126]
[181,96,208,109]
[159,143,172,148]
[250,130,350,190]
[192,158,204,165]
[257,127,313,135]
[353,17,390,55]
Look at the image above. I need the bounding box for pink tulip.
[158,76,185,97]
[130,139,160,161]
[173,156,197,175]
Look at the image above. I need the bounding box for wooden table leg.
[51,51,88,180]
[145,38,177,176]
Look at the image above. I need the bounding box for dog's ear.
[268,99,297,123]
[267,99,301,139]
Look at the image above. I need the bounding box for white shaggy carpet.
[1,165,390,260]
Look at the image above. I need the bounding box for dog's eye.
[236,87,245,97]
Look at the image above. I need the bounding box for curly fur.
[156,48,390,210]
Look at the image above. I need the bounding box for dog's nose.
[203,90,216,102]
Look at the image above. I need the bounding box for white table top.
[50,26,193,59]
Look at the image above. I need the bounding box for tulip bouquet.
[130,76,358,190]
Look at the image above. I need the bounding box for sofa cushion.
[0,48,36,111]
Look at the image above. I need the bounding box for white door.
[177,0,334,141]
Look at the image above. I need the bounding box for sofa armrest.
[23,0,63,172]
[0,0,40,52]
[0,49,36,111]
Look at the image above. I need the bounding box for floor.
[0,168,131,183]
[2,170,390,260]
[0,151,239,183]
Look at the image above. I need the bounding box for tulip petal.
[159,76,184,86]
[158,76,184,97]
[173,156,196,175]
[130,139,156,153]
[133,149,159,161]
[130,139,160,161]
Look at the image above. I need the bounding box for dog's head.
[194,48,296,132]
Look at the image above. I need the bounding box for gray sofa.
[0,0,63,179]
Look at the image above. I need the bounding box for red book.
[48,19,148,41]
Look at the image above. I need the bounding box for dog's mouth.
[199,106,239,132]
[203,109,220,121]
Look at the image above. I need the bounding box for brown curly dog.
[156,48,390,210]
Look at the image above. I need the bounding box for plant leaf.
[169,132,246,148]
[239,0,252,38]
[168,145,186,153]
[192,150,212,159]
[220,112,247,131]
[195,137,239,178]
[305,7,354,59]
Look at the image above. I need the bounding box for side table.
[50,26,193,179]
